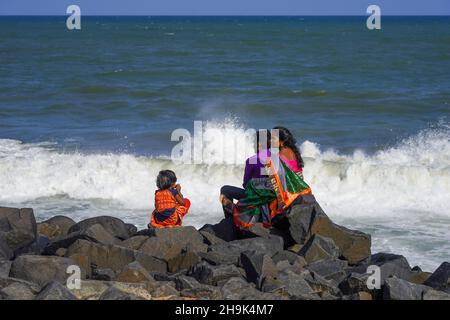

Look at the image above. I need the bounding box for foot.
[220,194,232,206]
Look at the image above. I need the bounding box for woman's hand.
[175,184,182,192]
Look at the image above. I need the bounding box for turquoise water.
[0,16,449,270]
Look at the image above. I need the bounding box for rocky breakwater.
[0,196,449,300]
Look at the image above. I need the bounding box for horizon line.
[1,14,450,17]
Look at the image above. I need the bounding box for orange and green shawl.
[232,157,312,229]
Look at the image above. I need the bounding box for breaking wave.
[1,123,449,219]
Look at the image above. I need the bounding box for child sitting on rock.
[149,170,191,228]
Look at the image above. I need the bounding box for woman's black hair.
[256,129,271,154]
[156,170,177,190]
[273,126,304,168]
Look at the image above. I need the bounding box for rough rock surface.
[0,207,37,259]
[276,270,318,300]
[0,259,12,277]
[37,216,75,240]
[99,286,147,300]
[298,234,339,264]
[68,280,152,300]
[287,198,371,265]
[422,288,450,300]
[189,261,243,286]
[220,277,282,300]
[139,227,207,262]
[424,262,450,293]
[0,277,41,300]
[0,281,38,300]
[200,218,238,242]
[0,204,446,301]
[339,272,372,295]
[370,252,413,282]
[309,212,371,264]
[68,216,136,240]
[35,281,78,300]
[65,239,167,275]
[116,261,154,283]
[306,259,348,284]
[10,255,75,287]
[382,276,429,300]
[240,251,278,288]
[43,223,120,255]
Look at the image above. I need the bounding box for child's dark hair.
[273,126,304,168]
[156,170,177,190]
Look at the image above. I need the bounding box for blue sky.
[1,0,449,15]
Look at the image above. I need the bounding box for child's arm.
[173,184,186,206]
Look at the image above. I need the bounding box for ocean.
[0,16,449,271]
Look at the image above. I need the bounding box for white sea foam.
[1,124,449,216]
[301,126,450,219]
[0,123,449,270]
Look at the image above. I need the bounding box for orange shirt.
[151,188,190,228]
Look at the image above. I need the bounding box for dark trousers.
[220,185,246,202]
[220,185,246,219]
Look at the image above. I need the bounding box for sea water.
[0,16,449,271]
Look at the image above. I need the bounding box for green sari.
[232,157,312,229]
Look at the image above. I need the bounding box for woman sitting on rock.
[220,128,311,229]
[220,129,272,219]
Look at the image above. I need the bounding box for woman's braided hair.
[273,126,304,168]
